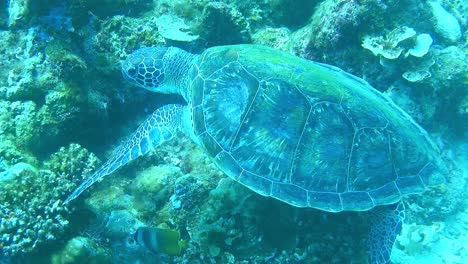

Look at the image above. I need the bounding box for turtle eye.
[127,67,137,77]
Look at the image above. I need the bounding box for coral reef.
[0,24,102,155]
[362,26,417,60]
[156,14,199,43]
[308,0,363,50]
[397,222,445,253]
[361,26,436,83]
[431,46,467,90]
[7,0,30,28]
[0,27,48,102]
[393,205,468,263]
[444,0,467,28]
[51,236,110,264]
[198,2,252,46]
[257,0,316,28]
[1,0,466,263]
[252,27,292,51]
[91,15,163,61]
[79,140,373,263]
[0,144,98,256]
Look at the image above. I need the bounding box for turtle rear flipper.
[368,202,405,264]
[64,104,186,204]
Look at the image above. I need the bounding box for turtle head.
[122,47,169,92]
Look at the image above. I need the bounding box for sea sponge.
[427,1,462,43]
[408,34,433,58]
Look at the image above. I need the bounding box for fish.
[134,226,186,256]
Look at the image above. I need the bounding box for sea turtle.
[65,45,446,263]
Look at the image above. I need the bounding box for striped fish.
[134,226,185,255]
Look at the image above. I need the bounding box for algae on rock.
[51,236,111,264]
[7,0,30,28]
[198,2,252,46]
[252,27,292,52]
[156,15,199,43]
[308,0,362,50]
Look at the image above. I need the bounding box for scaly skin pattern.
[65,45,446,264]
[67,45,445,212]
[189,45,445,212]
[64,104,185,204]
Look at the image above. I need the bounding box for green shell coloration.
[189,45,445,212]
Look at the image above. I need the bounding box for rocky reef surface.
[0,0,466,263]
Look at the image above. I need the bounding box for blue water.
[0,1,466,263]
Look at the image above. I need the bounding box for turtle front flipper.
[367,202,405,264]
[64,104,186,204]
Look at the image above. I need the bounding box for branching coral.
[0,144,98,256]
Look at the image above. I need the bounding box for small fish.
[134,226,186,255]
